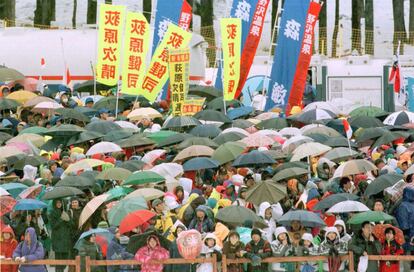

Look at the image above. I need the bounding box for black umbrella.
[188,85,221,101]
[93,96,128,112]
[349,116,384,128]
[163,116,201,130]
[230,119,255,129]
[13,156,47,170]
[371,130,408,148]
[194,110,231,123]
[157,133,192,147]
[177,136,218,149]
[256,118,289,130]
[42,124,85,137]
[116,135,155,148]
[55,108,90,123]
[355,127,387,142]
[127,230,171,254]
[40,138,63,151]
[206,97,242,111]
[325,136,358,148]
[313,193,359,211]
[55,176,95,188]
[232,150,275,167]
[365,173,403,197]
[272,167,309,182]
[75,106,99,118]
[67,131,104,146]
[74,80,116,94]
[103,129,133,142]
[0,98,21,111]
[274,161,308,172]
[118,160,145,172]
[295,109,336,124]
[306,133,329,143]
[190,124,222,138]
[86,120,121,135]
[213,131,246,145]
[41,186,84,200]
[263,149,289,160]
[80,170,100,181]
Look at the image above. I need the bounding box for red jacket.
[0,226,18,272]
[379,240,404,272]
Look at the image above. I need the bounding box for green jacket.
[78,239,104,272]
[48,208,73,253]
[348,234,381,272]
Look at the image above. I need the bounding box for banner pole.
[90,61,96,97]
[115,80,120,118]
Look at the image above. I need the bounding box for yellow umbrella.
[127,107,162,121]
[24,96,56,108]
[7,90,38,104]
[7,133,45,147]
[78,193,109,228]
[173,145,214,162]
[64,159,105,174]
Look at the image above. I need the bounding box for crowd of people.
[0,81,413,272]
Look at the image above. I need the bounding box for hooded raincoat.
[197,233,222,272]
[12,227,46,272]
[258,202,277,242]
[134,235,169,272]
[1,225,18,272]
[395,186,414,250]
[318,227,347,272]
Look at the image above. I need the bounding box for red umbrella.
[119,210,156,234]
[0,196,17,216]
[373,224,405,245]
[18,184,43,199]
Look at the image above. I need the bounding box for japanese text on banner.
[220,18,242,101]
[169,48,190,116]
[182,97,206,116]
[96,4,126,85]
[121,12,150,95]
[141,23,192,102]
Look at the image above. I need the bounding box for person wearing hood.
[48,199,73,272]
[106,227,136,272]
[379,227,404,272]
[182,195,206,226]
[334,219,352,244]
[223,182,237,202]
[258,202,277,242]
[22,165,37,182]
[13,212,40,242]
[0,225,18,272]
[296,233,318,272]
[135,234,169,272]
[12,227,46,272]
[318,227,348,272]
[197,233,222,272]
[245,228,272,272]
[271,226,295,272]
[189,206,214,234]
[223,231,245,272]
[233,186,254,210]
[78,234,104,272]
[166,223,191,272]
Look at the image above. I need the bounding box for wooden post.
[221,255,227,272]
[85,256,91,272]
[348,251,355,272]
[212,254,218,272]
[75,256,81,272]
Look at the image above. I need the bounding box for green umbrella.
[19,126,49,135]
[355,127,387,142]
[325,136,358,148]
[307,133,329,143]
[0,66,25,81]
[106,186,134,202]
[349,116,384,129]
[55,176,95,188]
[86,120,121,135]
[256,118,288,130]
[213,131,246,145]
[42,124,85,137]
[245,180,287,205]
[145,131,177,144]
[323,147,359,163]
[212,142,246,165]
[75,106,99,118]
[0,132,12,145]
[157,133,192,147]
[274,161,308,172]
[371,130,408,148]
[207,97,242,111]
[67,131,104,146]
[103,129,133,142]
[55,108,90,123]
[96,168,132,181]
[365,173,403,197]
[278,210,326,227]
[108,196,148,226]
[177,136,218,149]
[188,85,221,100]
[0,183,28,198]
[41,186,84,200]
[349,106,387,118]
[74,80,116,93]
[194,110,231,123]
[118,160,145,172]
[116,134,155,148]
[163,116,201,130]
[348,211,395,225]
[230,119,255,129]
[0,98,21,111]
[93,96,128,111]
[272,167,309,182]
[216,206,267,228]
[13,155,47,170]
[122,171,165,186]
[190,124,222,138]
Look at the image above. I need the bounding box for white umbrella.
[222,127,250,136]
[253,130,283,138]
[329,97,356,113]
[303,101,340,115]
[64,159,105,174]
[279,127,301,137]
[114,121,139,132]
[282,135,314,153]
[127,107,162,121]
[142,149,166,165]
[0,187,10,196]
[255,112,279,120]
[327,200,370,213]
[383,110,414,126]
[290,142,331,161]
[32,101,63,114]
[86,142,122,156]
[333,159,377,178]
[151,163,184,178]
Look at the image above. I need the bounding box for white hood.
[179,177,193,194]
[274,226,288,239]
[23,165,37,181]
[334,219,347,233]
[258,202,271,218]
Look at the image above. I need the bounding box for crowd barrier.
[1,253,413,272]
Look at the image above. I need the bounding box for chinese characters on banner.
[121,12,150,95]
[179,0,192,31]
[169,48,190,116]
[182,97,206,116]
[141,23,192,102]
[220,18,242,101]
[96,4,126,85]
[286,2,321,113]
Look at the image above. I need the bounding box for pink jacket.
[134,235,169,272]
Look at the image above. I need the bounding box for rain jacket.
[334,219,352,244]
[214,222,230,248]
[245,235,272,272]
[317,227,347,272]
[0,225,18,272]
[12,227,46,272]
[165,240,191,272]
[379,239,404,272]
[258,202,276,242]
[270,227,295,272]
[78,238,104,272]
[189,206,214,233]
[348,231,381,272]
[395,186,414,250]
[154,210,176,240]
[222,231,245,272]
[135,235,169,272]
[181,195,205,226]
[197,233,222,272]
[106,237,135,272]
[23,165,37,181]
[48,200,73,253]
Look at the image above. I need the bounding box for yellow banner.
[182,97,206,116]
[141,23,192,102]
[96,4,126,85]
[169,48,190,116]
[220,18,241,101]
[121,12,150,95]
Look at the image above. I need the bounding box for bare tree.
[393,0,407,54]
[331,0,339,57]
[318,1,327,55]
[365,0,374,55]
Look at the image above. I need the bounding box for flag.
[342,119,353,139]
[389,54,401,93]
[169,48,190,116]
[41,58,46,68]
[179,0,192,31]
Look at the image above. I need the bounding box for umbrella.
[194,110,231,123]
[0,183,28,198]
[256,118,288,130]
[0,132,13,144]
[231,119,255,129]
[188,85,221,100]
[41,186,84,200]
[145,131,177,144]
[0,66,25,81]
[127,230,171,253]
[75,80,116,93]
[86,142,122,156]
[302,125,341,137]
[157,133,192,147]
[122,171,165,186]
[106,187,134,202]
[103,129,133,142]
[32,101,63,114]
[86,120,122,135]
[279,127,302,137]
[163,116,201,130]
[6,142,35,155]
[12,156,46,170]
[222,127,250,136]
[365,173,403,197]
[55,108,90,123]
[355,127,386,142]
[278,210,326,228]
[373,224,405,245]
[239,134,274,148]
[371,130,408,148]
[64,159,105,174]
[42,124,85,137]
[383,110,414,126]
[326,200,370,213]
[177,137,218,149]
[227,106,254,120]
[55,176,95,188]
[14,199,47,211]
[313,193,359,211]
[190,124,222,138]
[333,159,377,178]
[151,163,184,178]
[0,98,21,111]
[245,180,287,205]
[93,96,128,111]
[19,126,49,135]
[206,97,242,111]
[232,150,275,167]
[255,112,280,120]
[323,147,359,162]
[118,160,145,172]
[264,149,289,160]
[348,211,395,225]
[23,96,56,108]
[74,228,114,250]
[282,135,314,153]
[213,132,246,145]
[108,196,148,226]
[0,196,16,216]
[212,142,246,165]
[290,142,331,161]
[124,188,164,201]
[96,168,132,181]
[67,131,104,146]
[127,107,162,121]
[216,206,267,227]
[295,109,336,123]
[183,157,220,171]
[173,145,214,162]
[349,116,383,128]
[18,184,43,199]
[7,90,37,104]
[142,149,166,165]
[114,121,139,132]
[75,106,99,118]
[79,193,109,228]
[0,187,10,196]
[7,133,45,147]
[119,210,156,234]
[272,167,309,182]
[116,135,155,149]
[349,106,387,118]
[303,101,340,115]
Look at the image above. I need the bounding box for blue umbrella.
[278,210,326,228]
[183,157,220,171]
[0,183,28,198]
[227,106,254,120]
[74,228,114,249]
[14,199,47,211]
[241,75,270,106]
[232,150,275,167]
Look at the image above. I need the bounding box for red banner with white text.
[179,0,192,31]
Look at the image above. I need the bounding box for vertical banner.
[407,77,414,112]
[231,0,258,48]
[287,2,321,113]
[169,48,190,116]
[235,0,271,98]
[182,97,206,116]
[141,23,192,102]
[96,4,126,85]
[220,18,242,101]
[179,0,192,31]
[265,0,310,112]
[121,12,150,95]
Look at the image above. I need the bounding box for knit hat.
[152,199,163,207]
[301,233,313,243]
[97,221,109,229]
[251,228,262,238]
[207,198,217,209]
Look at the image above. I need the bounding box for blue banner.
[265,0,310,111]
[231,0,258,49]
[407,77,414,111]
[214,58,223,90]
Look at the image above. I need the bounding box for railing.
[0,255,81,272]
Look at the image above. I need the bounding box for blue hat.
[99,108,109,114]
[85,97,94,104]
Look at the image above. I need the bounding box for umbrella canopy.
[0,132,13,144]
[0,66,25,81]
[163,116,201,130]
[256,118,288,130]
[216,206,267,227]
[141,149,166,165]
[86,120,122,135]
[231,119,255,129]
[313,193,359,211]
[349,116,383,128]
[194,110,231,123]
[0,196,17,216]
[67,131,104,146]
[118,160,145,172]
[14,199,47,211]
[122,171,165,186]
[371,130,408,148]
[272,167,309,182]
[373,224,405,245]
[290,142,331,161]
[213,131,246,145]
[42,124,85,137]
[177,136,218,149]
[145,131,177,144]
[183,157,220,171]
[365,173,403,197]
[124,188,164,201]
[0,188,10,196]
[93,96,128,111]
[151,163,184,179]
[222,127,250,136]
[323,147,359,162]
[7,90,37,104]
[41,186,84,200]
[212,142,246,165]
[119,209,156,234]
[325,136,358,148]
[56,176,95,188]
[108,196,148,226]
[349,106,387,117]
[245,180,287,205]
[227,106,254,120]
[279,127,302,137]
[74,80,116,93]
[188,85,221,100]
[0,146,25,160]
[96,168,132,181]
[295,109,336,123]
[86,142,122,156]
[0,98,21,110]
[348,211,395,225]
[333,159,377,178]
[114,121,139,132]
[64,159,105,174]
[7,133,45,147]
[282,135,314,153]
[278,210,326,228]
[190,124,222,138]
[302,125,342,137]
[127,107,162,121]
[206,97,242,111]
[383,110,414,126]
[173,145,214,162]
[79,193,109,228]
[327,200,370,213]
[157,133,192,147]
[116,135,155,149]
[239,134,274,148]
[18,184,43,199]
[74,228,114,250]
[232,150,275,167]
[106,187,134,202]
[55,108,90,123]
[255,112,280,121]
[19,126,49,135]
[32,101,63,114]
[103,129,133,142]
[303,101,340,115]
[75,106,99,118]
[13,156,47,170]
[23,96,56,108]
